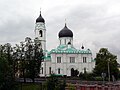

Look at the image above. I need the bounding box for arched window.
[70,57,75,63]
[57,57,61,63]
[39,30,43,37]
[49,67,51,74]
[83,57,87,63]
[71,68,74,76]
[41,67,43,74]
[58,68,60,74]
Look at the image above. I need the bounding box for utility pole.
[108,59,110,82]
[44,52,47,80]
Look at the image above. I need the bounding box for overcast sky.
[0,0,120,62]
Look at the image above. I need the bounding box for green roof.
[43,51,51,61]
[51,74,64,77]
[43,45,92,61]
[50,45,92,54]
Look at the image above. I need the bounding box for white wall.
[59,37,73,45]
[41,52,95,77]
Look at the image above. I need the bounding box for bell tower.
[35,11,46,52]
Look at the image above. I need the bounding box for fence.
[66,83,120,90]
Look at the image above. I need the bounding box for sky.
[0,0,120,62]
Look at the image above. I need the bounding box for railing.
[66,83,120,90]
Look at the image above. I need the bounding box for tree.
[74,69,79,77]
[11,37,43,82]
[24,37,43,82]
[12,42,27,82]
[93,48,119,80]
[46,74,66,90]
[0,44,17,90]
[79,72,94,80]
[71,69,79,77]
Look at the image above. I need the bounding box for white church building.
[35,12,95,77]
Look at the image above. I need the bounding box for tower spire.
[40,8,41,16]
[65,18,67,27]
[36,8,45,23]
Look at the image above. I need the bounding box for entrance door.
[71,68,74,76]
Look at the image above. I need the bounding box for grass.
[18,83,42,90]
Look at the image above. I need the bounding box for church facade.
[35,12,95,77]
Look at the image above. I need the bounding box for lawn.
[18,83,42,90]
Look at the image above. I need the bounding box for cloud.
[0,0,120,63]
[0,16,34,44]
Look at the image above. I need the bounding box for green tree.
[0,44,17,90]
[12,37,43,82]
[46,74,66,90]
[93,48,119,80]
[79,72,94,80]
[24,37,43,82]
[14,42,26,82]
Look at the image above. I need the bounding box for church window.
[70,57,75,63]
[57,57,61,63]
[39,30,43,37]
[41,67,43,74]
[83,57,87,63]
[49,67,51,74]
[58,68,60,74]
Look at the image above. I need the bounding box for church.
[35,11,95,77]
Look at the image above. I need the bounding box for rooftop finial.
[40,8,41,16]
[65,18,67,27]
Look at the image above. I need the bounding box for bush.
[44,74,66,90]
[67,84,76,90]
[79,72,94,80]
[94,76,103,81]
[18,83,41,90]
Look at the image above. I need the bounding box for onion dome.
[36,11,45,23]
[58,24,73,38]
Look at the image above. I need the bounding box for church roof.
[43,45,94,62]
[50,45,92,54]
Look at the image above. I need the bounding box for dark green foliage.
[0,44,17,90]
[67,84,76,90]
[46,74,66,90]
[0,37,44,90]
[24,37,44,82]
[74,70,79,77]
[13,37,44,82]
[93,48,119,80]
[18,83,41,90]
[71,69,79,77]
[79,72,94,80]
